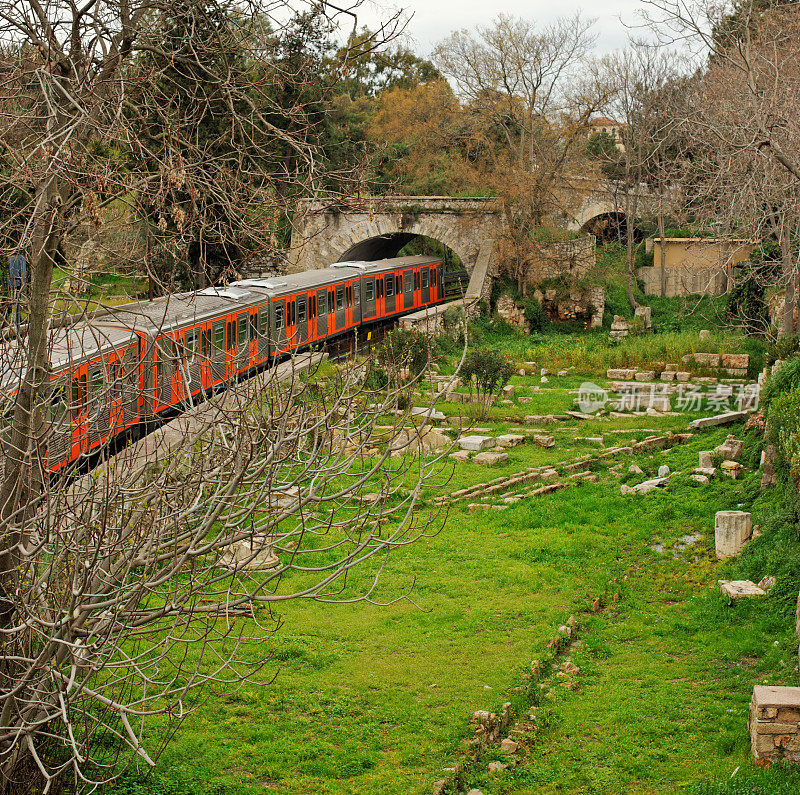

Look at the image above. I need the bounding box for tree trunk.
[0,175,61,627]
[781,222,799,337]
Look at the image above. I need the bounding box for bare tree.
[597,43,688,310]
[643,0,800,333]
[0,1,458,791]
[432,13,609,293]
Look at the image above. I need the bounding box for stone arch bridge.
[288,189,651,284]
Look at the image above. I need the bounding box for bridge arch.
[288,197,502,276]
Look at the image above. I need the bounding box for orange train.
[1,256,445,472]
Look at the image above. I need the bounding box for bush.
[363,364,389,391]
[762,357,800,409]
[521,296,550,333]
[377,328,434,379]
[766,333,800,366]
[726,265,770,334]
[459,347,515,406]
[766,385,800,484]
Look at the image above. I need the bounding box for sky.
[350,0,650,56]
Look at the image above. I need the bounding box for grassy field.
[110,341,800,795]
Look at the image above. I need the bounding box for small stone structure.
[715,510,752,559]
[640,237,754,297]
[749,686,800,762]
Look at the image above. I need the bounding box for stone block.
[635,305,653,329]
[449,450,470,462]
[531,434,555,448]
[458,435,496,451]
[694,352,721,367]
[691,474,710,485]
[689,410,750,429]
[635,371,656,382]
[722,353,750,369]
[715,436,745,461]
[665,363,678,372]
[676,371,691,382]
[497,433,525,448]
[699,451,714,469]
[411,406,446,423]
[501,384,515,398]
[725,367,749,377]
[649,396,672,412]
[721,460,744,479]
[715,510,752,559]
[719,580,766,599]
[699,329,711,340]
[750,686,800,762]
[473,451,509,466]
[695,467,717,478]
[607,368,637,380]
[660,371,676,381]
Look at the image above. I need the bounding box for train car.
[1,255,448,475]
[345,256,444,325]
[0,322,141,472]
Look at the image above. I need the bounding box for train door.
[353,279,362,325]
[363,277,375,321]
[235,312,248,373]
[374,276,385,319]
[257,306,271,361]
[107,354,123,433]
[171,332,187,404]
[316,289,327,339]
[224,315,237,378]
[385,272,396,315]
[248,309,259,364]
[344,283,353,327]
[413,268,421,308]
[403,270,413,310]
[285,297,297,348]
[334,283,346,330]
[307,293,317,344]
[273,298,287,352]
[297,295,308,345]
[429,265,439,303]
[200,324,213,389]
[212,320,226,383]
[326,289,336,333]
[69,365,88,459]
[421,266,431,304]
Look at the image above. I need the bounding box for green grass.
[108,347,800,795]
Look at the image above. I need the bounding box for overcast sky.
[351,0,649,56]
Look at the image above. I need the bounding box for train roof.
[96,256,441,333]
[1,322,138,391]
[231,256,440,298]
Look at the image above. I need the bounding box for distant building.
[587,117,626,151]
[641,237,755,297]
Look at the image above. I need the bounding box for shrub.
[363,364,389,392]
[766,386,800,485]
[766,333,800,366]
[521,296,550,332]
[726,265,770,334]
[459,347,515,415]
[377,328,434,379]
[762,357,800,409]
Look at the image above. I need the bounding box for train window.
[404,270,412,293]
[309,295,316,319]
[430,267,436,286]
[184,330,196,362]
[203,329,212,359]
[328,291,334,314]
[71,374,87,408]
[298,297,307,324]
[346,284,352,308]
[289,301,296,326]
[237,314,248,347]
[249,313,257,341]
[421,269,429,289]
[259,308,268,336]
[365,280,374,302]
[386,276,394,297]
[50,383,68,423]
[336,285,344,310]
[225,321,232,351]
[275,305,284,330]
[317,290,326,317]
[213,324,224,353]
[414,270,420,291]
[353,283,360,306]
[89,366,104,393]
